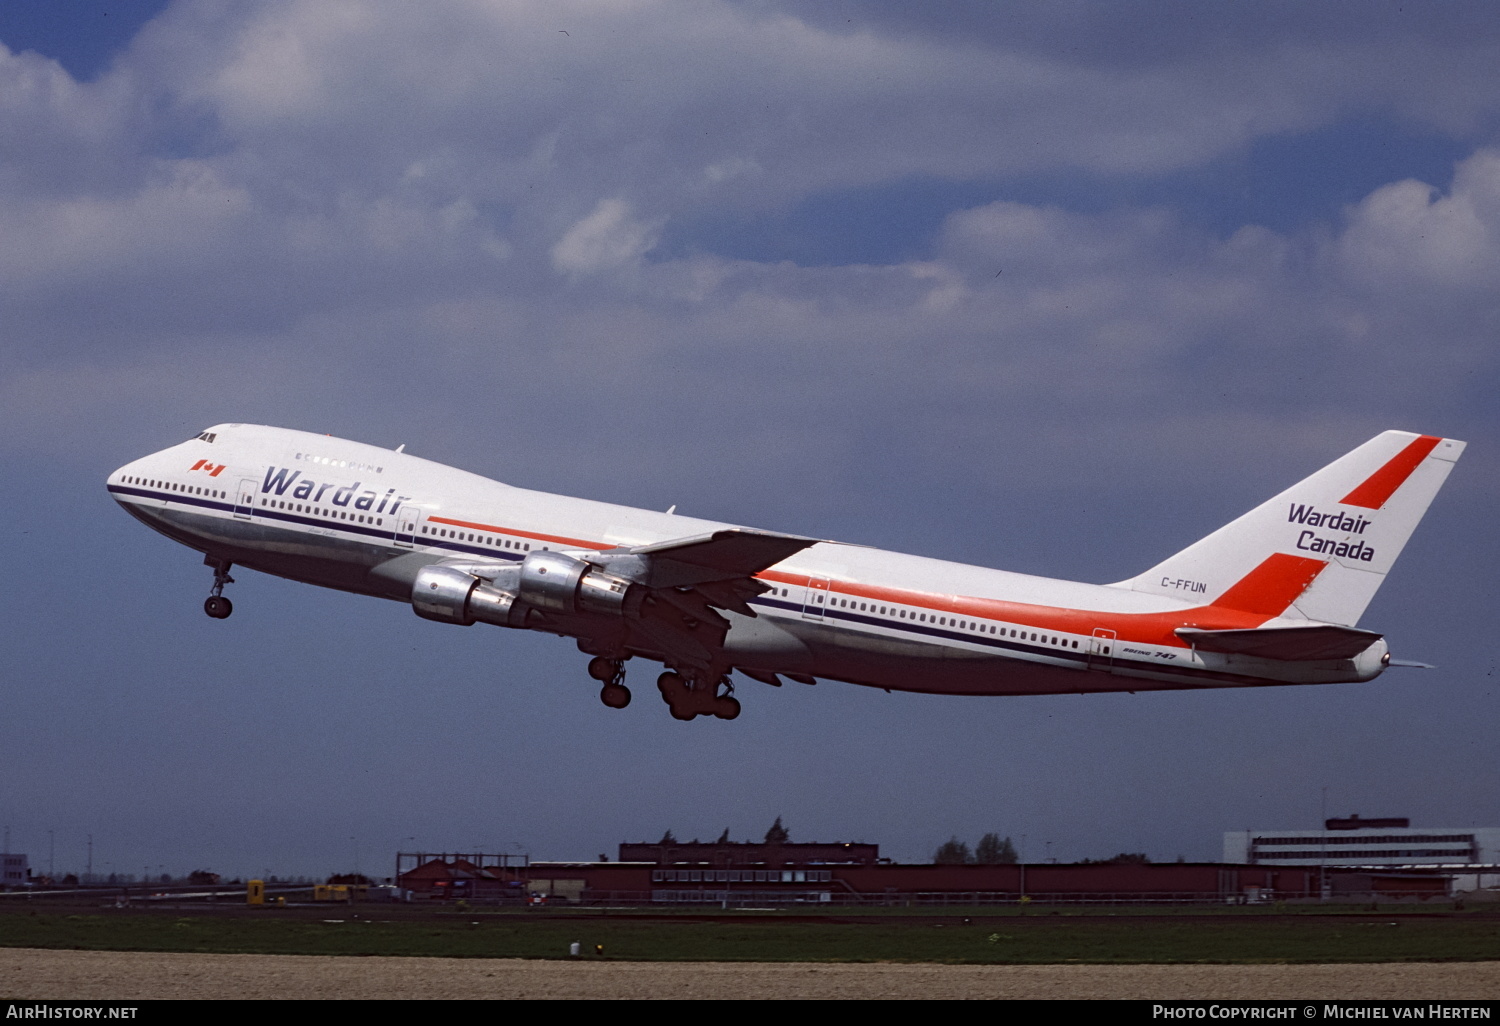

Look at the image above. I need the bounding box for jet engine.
[411,550,633,628]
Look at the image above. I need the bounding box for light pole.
[1320,786,1329,902]
[1019,834,1027,904]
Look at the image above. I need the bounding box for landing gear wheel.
[600,683,631,709]
[712,696,741,720]
[588,656,618,681]
[204,556,235,619]
[659,672,698,719]
[657,672,684,703]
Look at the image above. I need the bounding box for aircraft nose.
[109,458,148,496]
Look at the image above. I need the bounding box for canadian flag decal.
[190,459,227,477]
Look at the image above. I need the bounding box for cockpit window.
[195,431,218,443]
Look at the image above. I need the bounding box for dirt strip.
[3,949,1499,1000]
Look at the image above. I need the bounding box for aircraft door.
[233,478,257,520]
[802,577,829,620]
[394,506,420,547]
[1088,628,1116,670]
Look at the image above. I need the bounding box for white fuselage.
[108,424,1388,699]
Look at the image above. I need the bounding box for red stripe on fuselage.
[425,515,1323,649]
[1340,434,1441,509]
[760,552,1325,648]
[427,514,605,551]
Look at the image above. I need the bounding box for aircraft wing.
[429,529,817,677]
[613,528,818,587]
[592,529,818,674]
[1175,625,1384,661]
[436,528,815,592]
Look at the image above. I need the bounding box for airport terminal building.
[402,836,1462,906]
[1224,816,1500,869]
[386,821,1493,907]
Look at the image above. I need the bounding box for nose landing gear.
[203,556,234,619]
[588,655,631,709]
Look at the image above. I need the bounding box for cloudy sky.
[1,1,1496,881]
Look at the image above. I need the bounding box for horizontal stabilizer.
[1175,625,1383,661]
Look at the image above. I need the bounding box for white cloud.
[0,0,1494,509]
[0,159,250,287]
[71,0,1500,234]
[0,43,142,199]
[551,198,660,275]
[1337,148,1500,295]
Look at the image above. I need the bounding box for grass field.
[3,904,1498,964]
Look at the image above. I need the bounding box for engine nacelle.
[516,550,631,616]
[411,564,526,628]
[411,553,633,629]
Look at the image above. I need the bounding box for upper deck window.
[295,452,383,473]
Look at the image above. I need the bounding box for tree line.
[932,839,1157,865]
[933,833,1018,864]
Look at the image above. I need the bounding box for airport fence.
[555,889,1313,907]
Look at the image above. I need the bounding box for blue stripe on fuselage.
[108,483,524,558]
[749,595,1091,666]
[109,484,235,516]
[750,597,1268,687]
[114,482,1206,681]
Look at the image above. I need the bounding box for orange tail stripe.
[1212,553,1326,616]
[1340,434,1441,509]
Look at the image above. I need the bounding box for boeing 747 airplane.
[109,426,1462,721]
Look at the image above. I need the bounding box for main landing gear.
[203,556,234,619]
[588,656,631,709]
[585,659,740,720]
[656,672,740,721]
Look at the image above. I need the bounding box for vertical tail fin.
[1115,431,1465,625]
